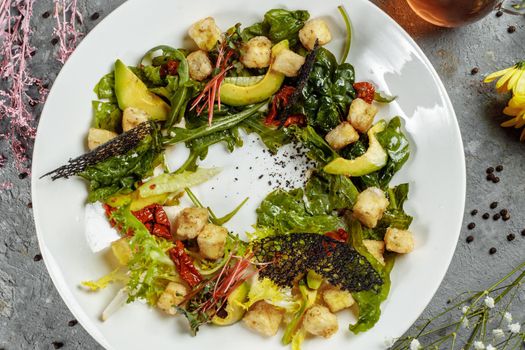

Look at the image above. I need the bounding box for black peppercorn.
[496,165,503,172]
[486,167,494,174]
[507,25,516,33]
[493,213,501,220]
[496,10,503,17]
[500,209,508,216]
[507,234,515,241]
[489,247,497,255]
[68,319,78,327]
[482,213,490,220]
[490,201,498,209]
[493,177,500,183]
[471,67,479,75]
[51,37,59,45]
[522,229,525,236]
[466,235,474,243]
[467,223,476,230]
[471,209,478,216]
[42,11,51,18]
[52,342,64,349]
[18,172,28,179]
[33,254,42,262]
[90,12,100,20]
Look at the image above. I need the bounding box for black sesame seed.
[466,235,474,243]
[489,247,497,255]
[471,209,478,216]
[470,67,479,75]
[90,12,100,20]
[496,10,503,17]
[493,213,501,220]
[42,11,51,18]
[52,342,64,349]
[258,175,263,179]
[507,234,515,241]
[33,254,42,262]
[68,319,78,327]
[446,299,451,304]
[493,177,500,183]
[495,165,503,172]
[482,213,490,219]
[486,167,494,174]
[490,201,498,209]
[507,25,516,33]
[467,223,476,230]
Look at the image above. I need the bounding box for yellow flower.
[501,94,525,141]
[484,61,525,95]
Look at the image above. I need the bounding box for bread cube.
[174,207,209,240]
[322,287,355,313]
[240,36,272,69]
[299,18,332,51]
[243,301,284,337]
[347,98,379,133]
[187,50,213,81]
[385,228,414,254]
[122,107,150,132]
[303,305,338,338]
[87,128,118,150]
[271,49,305,77]
[352,187,389,228]
[197,223,228,260]
[362,240,385,266]
[325,122,359,150]
[188,17,222,51]
[157,282,188,315]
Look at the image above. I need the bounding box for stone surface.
[0,1,524,349]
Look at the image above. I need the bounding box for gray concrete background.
[0,0,524,349]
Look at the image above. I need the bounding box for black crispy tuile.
[279,40,320,123]
[41,121,154,180]
[251,232,383,292]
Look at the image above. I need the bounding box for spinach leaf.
[375,117,410,188]
[242,9,310,46]
[241,115,292,154]
[91,101,122,133]
[93,72,116,101]
[79,127,162,202]
[295,48,356,135]
[256,188,343,234]
[348,219,394,334]
[305,171,359,215]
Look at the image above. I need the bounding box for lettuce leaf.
[81,267,127,291]
[93,72,116,101]
[243,277,298,312]
[91,101,122,133]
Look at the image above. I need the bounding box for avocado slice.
[219,40,289,106]
[114,59,170,120]
[324,120,388,176]
[211,282,249,326]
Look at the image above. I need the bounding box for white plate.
[31,0,465,349]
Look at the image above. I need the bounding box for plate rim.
[31,0,466,348]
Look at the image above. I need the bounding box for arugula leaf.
[91,101,122,133]
[291,125,337,165]
[241,115,292,154]
[93,72,116,101]
[304,171,359,216]
[256,188,343,234]
[348,219,394,334]
[242,9,310,46]
[79,126,162,202]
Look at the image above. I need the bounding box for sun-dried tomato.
[265,86,296,126]
[169,241,203,288]
[353,82,375,104]
[283,114,306,127]
[325,228,349,243]
[159,59,179,78]
[132,204,172,240]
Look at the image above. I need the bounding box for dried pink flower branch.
[0,0,48,174]
[53,0,83,63]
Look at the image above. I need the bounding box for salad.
[44,7,414,349]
